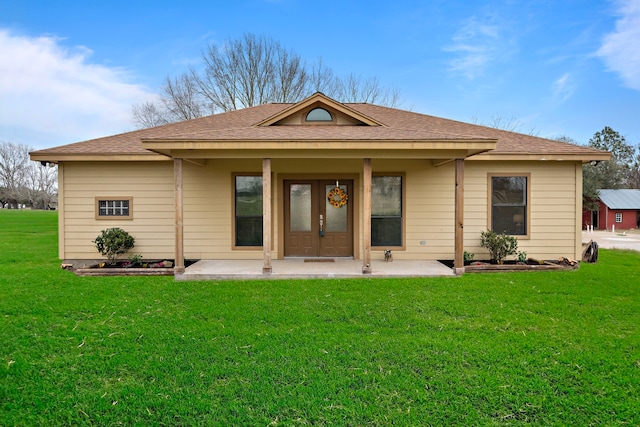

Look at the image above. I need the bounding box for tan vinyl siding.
[59,157,582,263]
[374,159,454,260]
[464,161,580,261]
[61,161,174,260]
[184,159,263,260]
[57,163,66,258]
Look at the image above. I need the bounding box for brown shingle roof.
[30,100,606,158]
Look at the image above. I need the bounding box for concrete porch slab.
[176,259,455,281]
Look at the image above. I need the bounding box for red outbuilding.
[584,189,640,230]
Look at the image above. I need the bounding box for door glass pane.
[325,184,347,232]
[290,184,311,232]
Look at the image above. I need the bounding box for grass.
[1,210,639,426]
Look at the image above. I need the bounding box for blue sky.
[1,0,639,150]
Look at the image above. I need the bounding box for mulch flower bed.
[68,260,197,276]
[439,258,576,273]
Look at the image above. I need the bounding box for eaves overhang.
[29,152,169,163]
[141,138,497,160]
[468,151,612,162]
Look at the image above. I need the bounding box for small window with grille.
[95,197,132,219]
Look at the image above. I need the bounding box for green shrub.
[93,228,135,265]
[127,253,144,267]
[479,230,518,264]
[463,251,475,263]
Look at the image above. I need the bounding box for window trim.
[371,173,406,250]
[615,212,623,223]
[487,173,530,239]
[95,197,133,220]
[232,173,264,250]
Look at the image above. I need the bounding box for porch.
[176,258,455,281]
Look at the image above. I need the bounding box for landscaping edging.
[464,262,569,273]
[74,267,174,277]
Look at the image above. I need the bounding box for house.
[586,189,640,230]
[30,92,609,276]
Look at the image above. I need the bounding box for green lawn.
[1,210,639,426]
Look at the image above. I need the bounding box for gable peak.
[255,92,385,127]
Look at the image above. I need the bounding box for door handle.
[319,214,324,237]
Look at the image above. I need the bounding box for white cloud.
[0,29,156,149]
[444,14,515,79]
[596,0,640,91]
[553,73,575,103]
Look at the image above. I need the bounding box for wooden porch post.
[262,158,272,274]
[454,158,465,275]
[174,158,185,273]
[363,158,372,274]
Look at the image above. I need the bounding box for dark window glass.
[306,108,332,122]
[371,176,402,246]
[491,176,527,235]
[235,176,263,246]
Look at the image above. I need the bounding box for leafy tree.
[556,135,603,212]
[582,163,602,211]
[132,33,400,128]
[575,127,640,212]
[587,126,634,189]
[627,143,640,189]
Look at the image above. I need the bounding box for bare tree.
[272,48,308,103]
[132,101,169,129]
[132,73,209,129]
[486,114,523,132]
[332,74,401,107]
[161,73,207,121]
[21,161,57,209]
[0,141,29,208]
[472,114,539,136]
[0,141,57,209]
[308,57,337,95]
[194,33,298,111]
[132,33,402,128]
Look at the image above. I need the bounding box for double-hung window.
[371,175,403,247]
[234,175,263,247]
[490,175,528,235]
